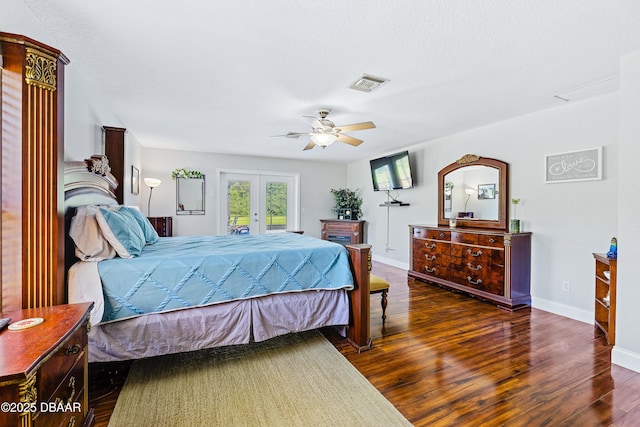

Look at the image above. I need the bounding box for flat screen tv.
[370,150,414,191]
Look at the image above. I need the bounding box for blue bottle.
[607,237,617,259]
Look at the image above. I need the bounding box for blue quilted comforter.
[97,233,354,322]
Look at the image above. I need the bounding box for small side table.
[148,216,173,237]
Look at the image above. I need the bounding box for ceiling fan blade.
[304,118,324,130]
[335,121,376,132]
[303,141,316,151]
[337,134,363,146]
[271,132,307,139]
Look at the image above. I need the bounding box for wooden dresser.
[148,216,173,237]
[320,220,365,245]
[0,303,95,427]
[409,225,531,310]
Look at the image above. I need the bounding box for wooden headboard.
[63,155,119,282]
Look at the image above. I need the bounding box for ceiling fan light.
[310,133,338,147]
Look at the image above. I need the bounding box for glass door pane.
[226,178,254,235]
[260,175,295,234]
[264,181,287,232]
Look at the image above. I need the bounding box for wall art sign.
[545,147,603,183]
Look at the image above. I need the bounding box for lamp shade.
[144,177,162,188]
[310,133,338,147]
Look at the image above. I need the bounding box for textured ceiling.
[17,0,640,163]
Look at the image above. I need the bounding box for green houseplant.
[171,168,203,180]
[330,188,363,220]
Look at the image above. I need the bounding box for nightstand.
[148,216,173,237]
[0,303,95,427]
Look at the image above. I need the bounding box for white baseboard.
[531,296,593,324]
[612,346,640,373]
[371,254,409,271]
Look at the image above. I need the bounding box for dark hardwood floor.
[89,262,640,426]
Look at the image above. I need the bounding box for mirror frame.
[437,155,509,231]
[176,175,205,215]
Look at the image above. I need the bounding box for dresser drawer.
[412,227,428,238]
[479,234,504,248]
[38,324,87,404]
[427,229,450,240]
[450,267,504,295]
[451,232,478,245]
[34,356,85,427]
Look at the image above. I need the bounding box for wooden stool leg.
[381,289,388,326]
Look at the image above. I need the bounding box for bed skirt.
[88,289,349,362]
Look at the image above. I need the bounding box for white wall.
[140,148,347,238]
[348,93,619,323]
[613,51,640,372]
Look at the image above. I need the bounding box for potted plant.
[510,198,521,233]
[330,188,363,220]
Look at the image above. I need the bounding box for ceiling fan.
[272,109,375,150]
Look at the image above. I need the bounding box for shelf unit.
[593,253,617,345]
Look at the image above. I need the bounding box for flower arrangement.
[510,198,521,233]
[171,168,203,180]
[511,198,521,218]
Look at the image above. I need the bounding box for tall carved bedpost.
[345,244,372,351]
[1,33,69,311]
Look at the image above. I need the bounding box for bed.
[64,157,371,362]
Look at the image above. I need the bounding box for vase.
[510,219,521,233]
[449,217,457,228]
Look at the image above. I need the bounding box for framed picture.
[131,166,140,195]
[477,183,495,200]
[545,147,603,183]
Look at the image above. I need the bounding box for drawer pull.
[54,376,76,406]
[425,266,436,273]
[439,233,445,238]
[425,255,436,261]
[467,249,483,257]
[489,238,496,243]
[424,243,436,249]
[65,344,81,356]
[467,277,483,285]
[466,263,483,271]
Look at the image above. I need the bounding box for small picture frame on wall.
[545,147,603,183]
[477,184,496,200]
[131,166,140,195]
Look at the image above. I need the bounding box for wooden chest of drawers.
[320,220,364,245]
[409,225,531,310]
[0,303,95,427]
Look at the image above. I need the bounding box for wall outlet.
[562,281,571,292]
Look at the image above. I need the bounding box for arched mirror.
[176,176,205,215]
[437,155,509,230]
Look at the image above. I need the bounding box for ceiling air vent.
[349,74,389,93]
[552,76,619,102]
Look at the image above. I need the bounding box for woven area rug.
[108,330,411,426]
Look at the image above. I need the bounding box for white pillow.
[69,206,117,261]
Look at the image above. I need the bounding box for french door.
[219,171,299,235]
